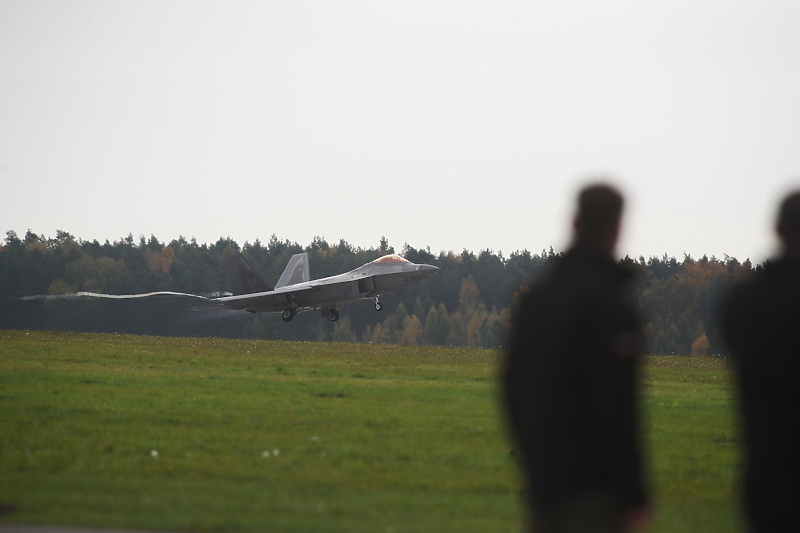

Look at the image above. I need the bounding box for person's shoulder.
[723,270,767,316]
[729,258,793,297]
[761,256,800,283]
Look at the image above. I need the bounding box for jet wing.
[211,285,315,313]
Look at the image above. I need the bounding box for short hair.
[575,183,624,236]
[777,190,800,238]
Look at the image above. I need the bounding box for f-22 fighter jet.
[208,252,438,322]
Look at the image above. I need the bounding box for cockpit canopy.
[371,254,410,264]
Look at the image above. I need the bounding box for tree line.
[0,229,756,355]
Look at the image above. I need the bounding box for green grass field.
[0,330,743,532]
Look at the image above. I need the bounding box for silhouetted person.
[721,191,800,533]
[504,184,649,533]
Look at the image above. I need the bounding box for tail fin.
[275,252,310,288]
[230,253,273,295]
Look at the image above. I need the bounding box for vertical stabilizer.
[275,252,310,288]
[230,254,273,295]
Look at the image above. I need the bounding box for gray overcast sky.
[2,1,799,264]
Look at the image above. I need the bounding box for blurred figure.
[721,191,800,533]
[503,183,649,533]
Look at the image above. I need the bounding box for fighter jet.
[206,252,438,322]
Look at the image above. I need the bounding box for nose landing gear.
[374,297,383,311]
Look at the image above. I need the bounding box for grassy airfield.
[0,330,742,532]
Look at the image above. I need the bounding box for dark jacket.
[721,255,800,532]
[503,246,647,508]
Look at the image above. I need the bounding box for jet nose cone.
[417,264,438,277]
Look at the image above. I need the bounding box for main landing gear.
[374,297,383,311]
[281,308,296,322]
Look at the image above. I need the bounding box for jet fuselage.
[211,253,437,322]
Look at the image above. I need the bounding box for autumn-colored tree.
[369,323,391,345]
[458,276,481,315]
[691,334,711,357]
[332,316,358,343]
[399,315,422,345]
[466,314,485,347]
[362,325,373,343]
[146,247,175,276]
[480,307,509,348]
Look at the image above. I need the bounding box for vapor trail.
[19,291,212,301]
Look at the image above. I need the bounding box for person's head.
[573,183,624,256]
[776,190,800,258]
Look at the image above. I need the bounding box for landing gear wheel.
[375,299,383,311]
[323,308,339,322]
[281,308,296,322]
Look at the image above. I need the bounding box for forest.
[0,229,756,355]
